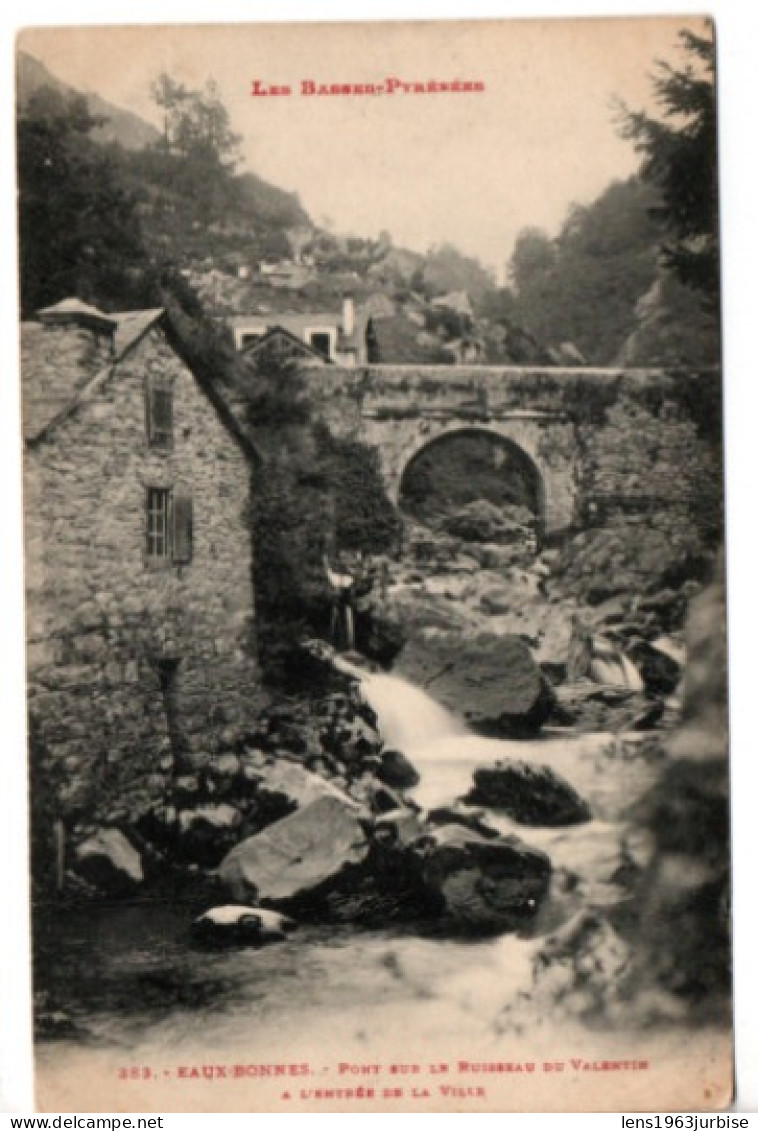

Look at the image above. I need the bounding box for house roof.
[112,309,165,356]
[21,302,164,444]
[36,297,117,334]
[230,311,342,334]
[229,308,370,348]
[240,324,327,363]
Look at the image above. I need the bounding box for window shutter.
[146,382,173,448]
[172,491,193,564]
[145,380,154,441]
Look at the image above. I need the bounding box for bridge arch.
[378,418,577,536]
[398,426,546,536]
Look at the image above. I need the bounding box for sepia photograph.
[9,13,736,1113]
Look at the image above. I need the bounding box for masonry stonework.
[24,322,258,822]
[309,364,722,555]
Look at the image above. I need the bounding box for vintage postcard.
[15,16,732,1113]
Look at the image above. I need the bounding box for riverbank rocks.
[397,633,554,737]
[216,794,370,907]
[441,499,536,546]
[373,807,426,848]
[355,604,407,669]
[255,760,359,816]
[377,748,420,790]
[173,803,243,867]
[546,521,708,607]
[73,828,143,894]
[466,760,591,826]
[190,905,297,948]
[412,824,551,933]
[550,681,666,734]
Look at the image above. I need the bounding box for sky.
[19,17,709,276]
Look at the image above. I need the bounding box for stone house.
[230,296,377,365]
[240,325,329,367]
[21,298,258,821]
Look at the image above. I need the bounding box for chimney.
[342,295,355,338]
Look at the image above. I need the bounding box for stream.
[34,669,695,1109]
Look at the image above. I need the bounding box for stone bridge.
[308,364,722,539]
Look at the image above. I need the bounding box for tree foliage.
[17,87,147,314]
[143,74,244,226]
[506,178,662,363]
[151,73,241,166]
[509,227,556,294]
[420,242,496,308]
[618,28,720,313]
[313,424,402,555]
[242,356,400,684]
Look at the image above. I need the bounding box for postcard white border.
[1,0,756,1120]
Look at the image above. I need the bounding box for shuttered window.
[146,380,173,449]
[172,490,194,564]
[145,487,194,566]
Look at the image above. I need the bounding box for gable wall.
[24,325,259,822]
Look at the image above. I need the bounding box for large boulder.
[376,749,420,790]
[466,759,591,826]
[190,905,297,948]
[411,824,551,933]
[73,828,143,895]
[397,633,554,736]
[216,794,370,907]
[255,760,359,815]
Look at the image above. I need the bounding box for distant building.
[441,335,487,364]
[431,290,474,318]
[21,298,258,819]
[240,325,329,366]
[230,297,377,366]
[256,259,314,289]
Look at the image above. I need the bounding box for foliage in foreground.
[245,356,401,686]
[618,28,720,316]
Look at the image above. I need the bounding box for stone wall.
[577,379,723,541]
[308,364,723,552]
[24,324,259,823]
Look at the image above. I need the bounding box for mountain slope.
[17,50,162,150]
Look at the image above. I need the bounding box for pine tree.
[619,28,720,315]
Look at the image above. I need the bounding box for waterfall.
[358,671,484,808]
[356,668,599,813]
[360,672,468,752]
